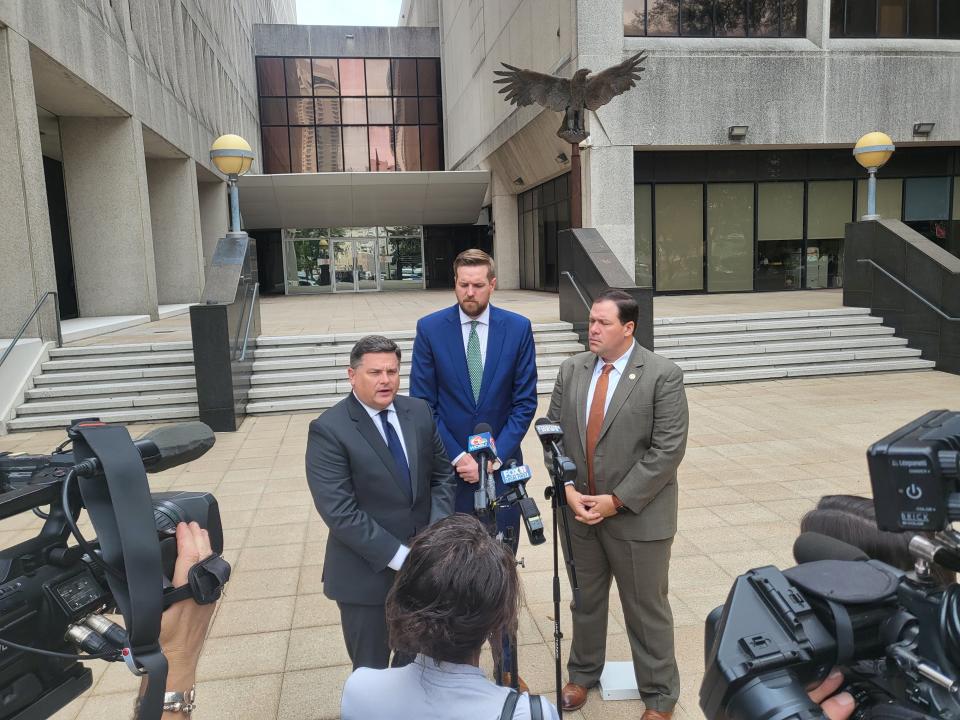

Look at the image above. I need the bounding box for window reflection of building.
[518,175,571,292]
[257,56,443,174]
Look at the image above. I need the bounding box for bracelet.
[163,687,197,714]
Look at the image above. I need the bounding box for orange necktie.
[585,363,614,496]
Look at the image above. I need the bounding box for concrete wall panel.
[147,157,204,305]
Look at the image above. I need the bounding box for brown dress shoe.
[641,709,673,720]
[561,682,588,711]
[500,672,529,694]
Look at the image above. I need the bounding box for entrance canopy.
[237,170,489,229]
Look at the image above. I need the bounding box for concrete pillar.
[582,143,635,275]
[60,117,159,319]
[491,172,520,290]
[0,28,57,339]
[197,178,228,267]
[146,157,204,304]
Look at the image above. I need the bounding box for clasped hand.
[454,454,494,484]
[564,485,617,524]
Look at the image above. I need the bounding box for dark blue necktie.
[379,410,412,499]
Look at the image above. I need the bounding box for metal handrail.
[560,270,593,312]
[0,291,62,371]
[238,283,259,361]
[856,259,959,322]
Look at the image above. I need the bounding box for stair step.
[653,325,893,348]
[658,336,908,359]
[42,351,193,371]
[49,341,193,358]
[32,365,196,385]
[25,378,197,399]
[683,358,935,384]
[654,315,882,337]
[254,321,575,347]
[675,347,921,372]
[6,405,199,431]
[17,392,198,415]
[653,307,870,326]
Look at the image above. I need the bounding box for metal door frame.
[332,237,381,293]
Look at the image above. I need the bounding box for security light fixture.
[728,125,749,140]
[913,122,935,136]
[344,34,354,39]
[513,177,524,186]
[555,152,568,164]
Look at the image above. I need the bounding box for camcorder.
[0,419,230,720]
[701,410,960,720]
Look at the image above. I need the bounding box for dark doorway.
[422,224,492,288]
[42,156,79,320]
[250,230,285,294]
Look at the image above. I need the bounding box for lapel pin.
[628,373,636,380]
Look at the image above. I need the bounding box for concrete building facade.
[402,0,960,293]
[0,0,295,340]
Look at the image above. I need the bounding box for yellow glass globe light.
[853,131,895,170]
[210,134,254,177]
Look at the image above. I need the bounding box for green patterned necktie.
[467,320,483,402]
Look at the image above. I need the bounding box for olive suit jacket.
[547,342,688,540]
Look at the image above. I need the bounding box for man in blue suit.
[410,248,538,550]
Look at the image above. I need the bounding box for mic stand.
[543,441,580,718]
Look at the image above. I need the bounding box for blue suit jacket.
[410,304,538,525]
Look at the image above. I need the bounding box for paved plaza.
[3,363,958,719]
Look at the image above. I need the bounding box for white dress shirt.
[451,304,491,466]
[585,341,635,427]
[354,393,411,570]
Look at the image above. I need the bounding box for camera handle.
[543,443,581,719]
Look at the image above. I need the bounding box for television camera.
[0,419,228,720]
[701,410,960,720]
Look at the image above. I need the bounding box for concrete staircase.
[246,323,583,415]
[4,308,934,430]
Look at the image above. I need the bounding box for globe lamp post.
[853,132,895,221]
[209,134,254,234]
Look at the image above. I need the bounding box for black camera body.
[0,420,222,720]
[702,411,960,720]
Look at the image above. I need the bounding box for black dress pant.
[338,602,414,670]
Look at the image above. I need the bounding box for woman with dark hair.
[340,513,559,719]
[800,494,955,587]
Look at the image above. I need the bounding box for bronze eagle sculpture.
[493,52,648,144]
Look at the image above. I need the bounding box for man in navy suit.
[410,249,538,549]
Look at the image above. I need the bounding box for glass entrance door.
[332,238,380,292]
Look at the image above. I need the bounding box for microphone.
[500,460,545,546]
[467,423,497,515]
[74,421,216,477]
[534,418,564,452]
[793,532,869,564]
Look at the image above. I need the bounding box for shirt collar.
[353,392,396,419]
[458,304,490,327]
[595,341,635,376]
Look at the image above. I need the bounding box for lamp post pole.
[864,167,879,221]
[228,175,241,234]
[853,132,894,222]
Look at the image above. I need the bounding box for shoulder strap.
[499,690,520,720]
[529,694,543,720]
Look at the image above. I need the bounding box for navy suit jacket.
[410,304,538,523]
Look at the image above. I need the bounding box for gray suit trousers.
[562,519,679,712]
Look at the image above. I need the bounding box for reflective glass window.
[367,98,394,125]
[758,182,803,241]
[707,183,754,292]
[316,127,343,172]
[366,59,392,96]
[420,126,441,170]
[807,180,853,240]
[419,98,440,124]
[369,127,396,171]
[260,98,287,125]
[290,127,317,173]
[655,184,704,291]
[647,0,680,34]
[343,127,369,172]
[341,98,367,125]
[909,0,937,36]
[417,59,439,95]
[315,98,340,125]
[624,0,646,34]
[634,185,653,287]
[681,0,714,35]
[749,0,780,35]
[757,239,804,290]
[392,58,418,95]
[845,0,877,35]
[284,58,313,96]
[856,178,903,220]
[904,177,951,221]
[394,97,419,124]
[716,0,747,36]
[339,59,366,96]
[287,98,315,125]
[312,59,339,96]
[257,57,285,96]
[395,126,421,171]
[781,0,807,35]
[942,0,960,37]
[877,0,907,36]
[262,126,290,173]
